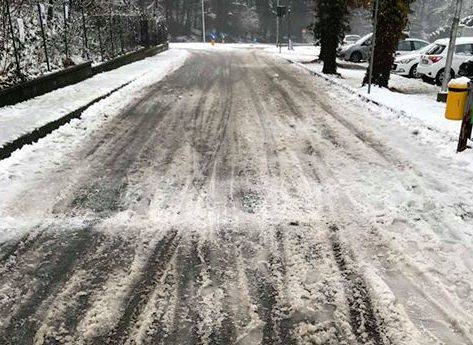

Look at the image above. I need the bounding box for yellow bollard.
[445,79,470,121]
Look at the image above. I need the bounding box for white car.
[342,35,361,46]
[338,33,373,62]
[396,38,430,56]
[417,37,473,85]
[393,43,435,78]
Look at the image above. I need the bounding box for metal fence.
[0,0,167,90]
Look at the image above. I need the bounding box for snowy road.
[1,46,473,344]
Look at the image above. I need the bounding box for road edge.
[0,81,132,161]
[284,58,457,143]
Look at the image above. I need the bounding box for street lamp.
[287,8,293,50]
[276,0,280,47]
[201,0,206,43]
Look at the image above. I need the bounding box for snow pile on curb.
[0,49,183,149]
[266,45,469,145]
[0,49,189,231]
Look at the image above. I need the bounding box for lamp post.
[368,0,379,95]
[287,8,290,49]
[201,0,206,43]
[438,0,463,102]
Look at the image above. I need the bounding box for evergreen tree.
[363,0,415,88]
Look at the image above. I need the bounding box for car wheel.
[436,69,454,86]
[422,75,433,84]
[349,51,362,63]
[409,64,420,78]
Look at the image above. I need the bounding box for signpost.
[276,4,286,52]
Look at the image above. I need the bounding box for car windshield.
[355,33,372,45]
[425,44,446,55]
[417,43,435,53]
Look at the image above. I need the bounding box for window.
[426,44,446,55]
[455,44,473,56]
[413,41,428,50]
[397,40,411,51]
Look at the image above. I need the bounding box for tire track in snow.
[33,234,136,344]
[90,229,180,344]
[0,228,44,265]
[0,224,103,344]
[160,237,204,345]
[242,229,295,345]
[200,237,237,345]
[329,225,383,345]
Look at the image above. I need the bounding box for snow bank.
[0,49,186,149]
[0,49,189,238]
[448,76,471,86]
[267,45,469,147]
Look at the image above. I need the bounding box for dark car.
[459,60,473,77]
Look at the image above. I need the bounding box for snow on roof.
[435,36,473,45]
[405,38,429,44]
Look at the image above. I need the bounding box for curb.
[0,81,132,161]
[0,43,168,108]
[285,58,457,142]
[286,59,403,114]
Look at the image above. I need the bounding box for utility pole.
[287,7,293,50]
[438,0,463,102]
[201,0,206,43]
[276,0,280,47]
[368,0,379,95]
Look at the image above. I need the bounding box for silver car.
[338,33,373,63]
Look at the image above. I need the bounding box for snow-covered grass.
[266,45,470,151]
[0,49,186,149]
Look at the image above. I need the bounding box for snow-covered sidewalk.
[265,45,464,142]
[0,49,188,150]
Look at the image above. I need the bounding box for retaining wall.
[0,43,169,108]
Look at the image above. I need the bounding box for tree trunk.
[322,31,338,74]
[363,0,413,88]
[314,0,348,75]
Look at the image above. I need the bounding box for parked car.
[458,58,473,77]
[339,34,428,63]
[417,37,473,85]
[396,38,430,56]
[338,33,373,62]
[392,43,435,78]
[342,35,361,46]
